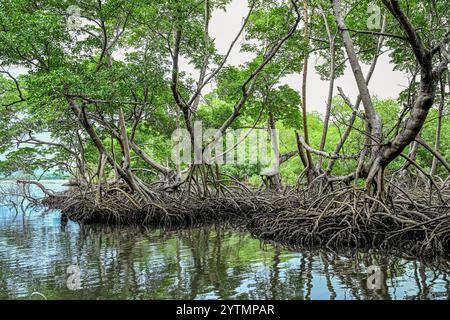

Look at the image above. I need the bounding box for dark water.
[0,184,450,300]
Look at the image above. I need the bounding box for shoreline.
[0,180,69,185]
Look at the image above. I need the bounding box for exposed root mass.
[40,180,450,259]
[249,187,450,258]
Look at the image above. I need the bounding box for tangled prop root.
[43,186,302,227]
[249,186,450,258]
[42,181,450,258]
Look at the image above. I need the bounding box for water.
[0,183,449,300]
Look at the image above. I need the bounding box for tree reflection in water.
[1,207,450,300]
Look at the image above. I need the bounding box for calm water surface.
[0,184,449,300]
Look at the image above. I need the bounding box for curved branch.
[297,135,360,160]
[415,136,450,174]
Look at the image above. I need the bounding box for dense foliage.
[0,0,448,192]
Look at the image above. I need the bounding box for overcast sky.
[203,0,409,114]
[1,1,410,165]
[6,0,409,115]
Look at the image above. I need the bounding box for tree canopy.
[0,0,448,195]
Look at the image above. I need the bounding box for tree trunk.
[332,0,382,160]
[67,98,138,193]
[317,6,336,170]
[430,76,445,176]
[300,0,314,169]
[266,111,281,190]
[326,14,386,175]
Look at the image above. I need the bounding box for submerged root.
[42,184,302,228]
[40,180,450,259]
[249,186,450,258]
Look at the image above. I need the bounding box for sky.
[0,0,410,168]
[5,0,409,116]
[204,0,409,114]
